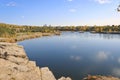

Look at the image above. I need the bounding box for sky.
[0,0,120,26]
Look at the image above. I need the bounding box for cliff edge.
[0,43,71,80]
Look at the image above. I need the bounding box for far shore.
[0,32,60,43]
[1,31,120,43]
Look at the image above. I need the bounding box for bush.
[0,27,16,38]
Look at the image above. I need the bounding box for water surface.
[18,32,120,80]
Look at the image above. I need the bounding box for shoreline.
[0,42,120,80]
[0,42,71,80]
[1,32,120,80]
[0,32,60,43]
[1,31,120,43]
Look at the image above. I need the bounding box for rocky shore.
[0,42,70,80]
[0,42,120,80]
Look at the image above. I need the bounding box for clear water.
[18,32,120,80]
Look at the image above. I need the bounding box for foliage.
[0,23,120,38]
[0,25,16,38]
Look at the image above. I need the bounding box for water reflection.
[118,58,120,63]
[95,51,110,62]
[70,45,78,49]
[101,34,120,39]
[61,32,120,40]
[18,32,120,80]
[70,55,81,61]
[112,68,120,76]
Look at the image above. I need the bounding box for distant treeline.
[0,23,120,38]
[0,23,57,38]
[57,25,120,32]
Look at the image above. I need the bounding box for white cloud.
[69,9,76,12]
[95,0,112,4]
[67,0,73,2]
[70,55,81,61]
[6,2,16,7]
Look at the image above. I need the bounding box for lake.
[18,32,120,80]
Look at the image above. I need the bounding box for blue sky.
[0,0,120,26]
